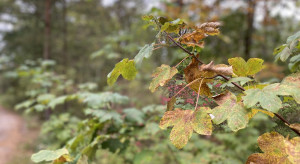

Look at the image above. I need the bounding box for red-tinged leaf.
[159,107,212,149]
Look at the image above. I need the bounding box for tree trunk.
[43,0,51,59]
[244,0,256,59]
[62,0,68,67]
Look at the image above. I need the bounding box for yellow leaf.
[228,57,264,77]
[247,109,274,119]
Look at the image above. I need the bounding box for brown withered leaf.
[180,22,221,48]
[198,22,221,35]
[199,61,233,76]
[184,58,215,97]
[184,59,232,97]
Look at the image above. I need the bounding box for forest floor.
[0,107,39,164]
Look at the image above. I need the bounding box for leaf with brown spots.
[278,73,300,104]
[159,107,212,149]
[149,64,178,93]
[246,132,300,164]
[211,92,249,132]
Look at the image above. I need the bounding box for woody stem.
[166,33,300,136]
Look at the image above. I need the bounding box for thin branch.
[274,113,300,136]
[165,31,300,136]
[217,74,245,91]
[165,32,204,64]
[172,76,217,98]
[153,46,163,51]
[175,55,190,67]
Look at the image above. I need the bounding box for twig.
[217,74,245,91]
[165,32,300,136]
[165,32,203,64]
[274,113,300,136]
[172,76,217,98]
[153,46,163,51]
[175,55,190,67]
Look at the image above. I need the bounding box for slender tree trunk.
[43,0,51,59]
[62,0,68,67]
[43,0,52,120]
[244,0,256,59]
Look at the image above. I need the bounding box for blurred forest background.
[0,0,299,164]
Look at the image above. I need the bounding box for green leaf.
[85,109,123,125]
[228,77,253,86]
[123,108,145,124]
[37,94,55,105]
[31,148,70,163]
[81,92,129,108]
[133,150,154,164]
[279,73,300,104]
[228,57,264,77]
[288,54,300,72]
[212,92,249,132]
[159,107,212,149]
[107,58,137,86]
[101,138,129,153]
[15,99,35,110]
[149,64,178,92]
[273,44,287,56]
[287,31,300,44]
[134,43,154,68]
[48,96,67,109]
[242,83,282,112]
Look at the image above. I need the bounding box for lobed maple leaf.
[211,92,249,132]
[242,83,283,113]
[246,132,300,164]
[149,64,178,92]
[107,58,137,86]
[134,43,154,68]
[228,57,264,77]
[159,107,212,149]
[278,73,300,104]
